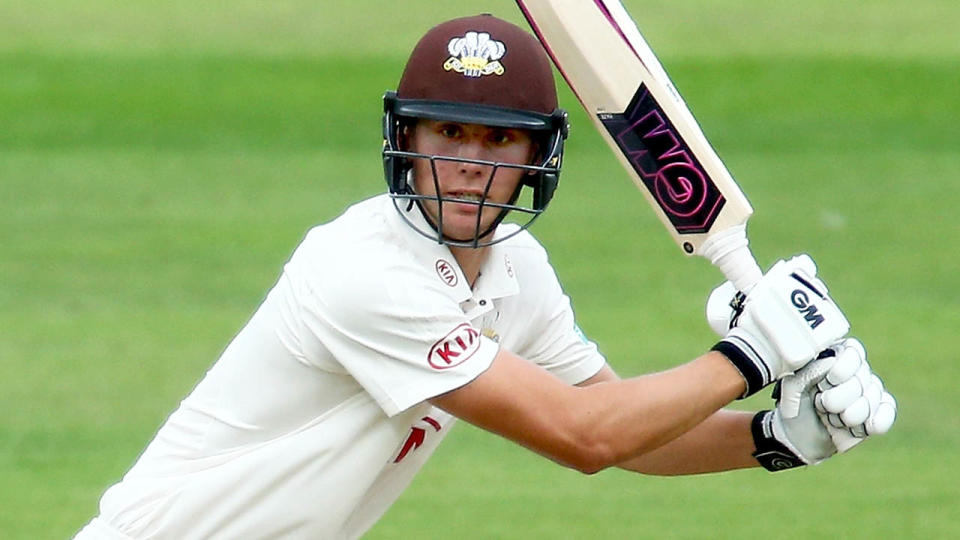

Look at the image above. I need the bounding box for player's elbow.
[559,436,620,475]
[568,451,613,475]
[548,404,631,474]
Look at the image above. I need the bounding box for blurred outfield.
[1,0,958,538]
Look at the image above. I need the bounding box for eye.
[488,129,513,145]
[438,124,462,139]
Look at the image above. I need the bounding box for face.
[407,119,537,244]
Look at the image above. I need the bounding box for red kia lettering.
[428,324,481,369]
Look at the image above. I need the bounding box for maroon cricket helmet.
[395,13,559,122]
[382,14,569,247]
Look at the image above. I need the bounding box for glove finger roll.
[864,376,884,415]
[814,392,827,414]
[866,392,897,435]
[839,397,870,426]
[826,342,864,385]
[841,337,866,360]
[819,378,863,413]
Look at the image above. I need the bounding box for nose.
[456,139,492,178]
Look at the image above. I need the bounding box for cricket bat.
[516,0,763,291]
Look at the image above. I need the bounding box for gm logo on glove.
[790,289,825,329]
[748,255,850,370]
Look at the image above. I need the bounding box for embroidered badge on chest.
[481,327,500,343]
[480,309,501,343]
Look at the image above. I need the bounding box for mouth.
[447,192,485,203]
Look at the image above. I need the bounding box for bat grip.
[700,224,762,292]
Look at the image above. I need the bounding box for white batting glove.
[814,338,897,449]
[709,255,850,397]
[753,338,897,471]
[751,352,845,471]
[705,279,739,337]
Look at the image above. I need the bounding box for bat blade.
[516,0,762,289]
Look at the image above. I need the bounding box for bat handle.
[700,224,762,292]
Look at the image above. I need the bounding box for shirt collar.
[472,230,520,300]
[385,195,520,302]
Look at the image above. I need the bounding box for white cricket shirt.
[81,194,605,539]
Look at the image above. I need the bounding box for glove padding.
[752,352,843,471]
[710,255,850,397]
[754,338,897,471]
[813,338,897,446]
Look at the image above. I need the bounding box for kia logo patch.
[435,259,458,287]
[428,323,481,370]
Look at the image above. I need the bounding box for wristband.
[750,411,805,472]
[712,333,771,398]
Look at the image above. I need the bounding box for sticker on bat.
[598,84,725,234]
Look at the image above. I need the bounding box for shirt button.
[478,299,487,306]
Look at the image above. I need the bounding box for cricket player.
[75,14,896,539]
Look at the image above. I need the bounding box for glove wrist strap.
[751,411,806,472]
[712,332,771,398]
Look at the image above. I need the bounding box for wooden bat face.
[517,0,762,288]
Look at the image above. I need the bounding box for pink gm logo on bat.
[599,84,725,234]
[428,323,481,369]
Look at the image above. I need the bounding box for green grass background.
[2,1,958,537]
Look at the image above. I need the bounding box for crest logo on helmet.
[443,31,506,77]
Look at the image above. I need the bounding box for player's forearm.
[616,409,758,475]
[571,351,746,471]
[432,348,746,475]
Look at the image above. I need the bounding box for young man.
[75,14,895,539]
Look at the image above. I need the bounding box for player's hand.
[751,338,895,471]
[813,338,897,449]
[708,255,850,397]
[750,352,838,470]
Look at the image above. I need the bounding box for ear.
[399,121,416,151]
